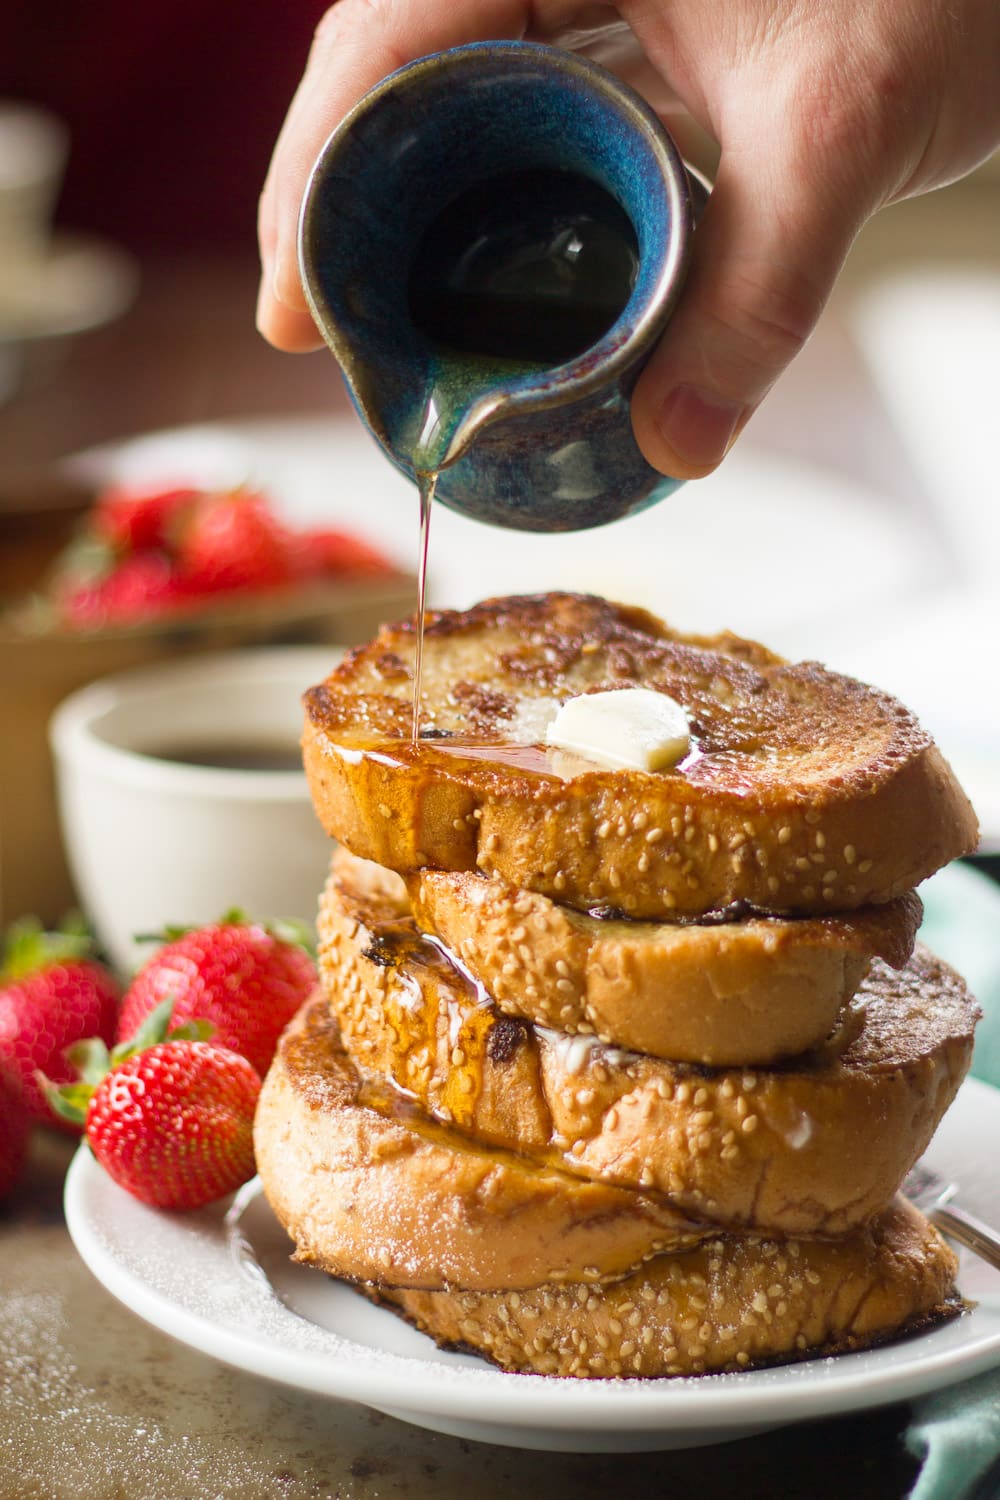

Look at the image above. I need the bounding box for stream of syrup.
[411,469,436,743]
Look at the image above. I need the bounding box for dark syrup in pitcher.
[404,167,639,737]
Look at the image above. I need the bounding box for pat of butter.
[545,688,690,771]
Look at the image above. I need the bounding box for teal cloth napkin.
[903,861,1000,1499]
[905,1367,1000,1500]
[919,861,1000,1090]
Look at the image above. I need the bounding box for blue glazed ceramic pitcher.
[299,41,703,533]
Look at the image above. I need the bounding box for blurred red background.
[0,0,330,249]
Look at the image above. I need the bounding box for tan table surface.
[2,1136,925,1500]
[2,176,997,1499]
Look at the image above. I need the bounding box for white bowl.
[49,646,340,975]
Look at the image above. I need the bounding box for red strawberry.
[177,489,295,594]
[46,1000,260,1210]
[92,484,199,553]
[0,1057,29,1201]
[117,913,315,1078]
[0,918,120,1130]
[291,528,397,580]
[58,552,193,630]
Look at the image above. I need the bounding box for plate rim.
[64,1073,1000,1441]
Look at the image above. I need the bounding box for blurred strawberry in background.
[176,488,296,594]
[44,481,398,631]
[92,484,200,553]
[57,551,194,630]
[291,527,399,580]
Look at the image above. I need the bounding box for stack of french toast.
[255,593,982,1378]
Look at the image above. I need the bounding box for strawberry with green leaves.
[47,998,260,1210]
[117,911,315,1077]
[0,917,120,1130]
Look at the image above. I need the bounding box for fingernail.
[657,384,745,473]
[255,274,272,332]
[272,249,289,306]
[272,250,309,313]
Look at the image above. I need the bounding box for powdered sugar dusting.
[66,1149,528,1390]
[0,1289,325,1498]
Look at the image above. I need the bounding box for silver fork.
[903,1161,1000,1272]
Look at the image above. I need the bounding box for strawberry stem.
[131,910,248,947]
[39,1073,93,1127]
[113,995,216,1060]
[43,996,219,1130]
[166,1019,215,1043]
[130,910,314,957]
[113,995,178,1058]
[267,918,316,958]
[66,1037,111,1085]
[132,926,195,946]
[1,915,94,980]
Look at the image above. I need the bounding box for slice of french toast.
[405,862,921,1067]
[374,1197,958,1378]
[317,861,980,1236]
[254,995,704,1292]
[331,844,921,1065]
[303,594,978,919]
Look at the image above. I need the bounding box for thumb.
[631,149,866,479]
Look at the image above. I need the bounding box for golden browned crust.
[373,1198,959,1378]
[253,996,704,1292]
[302,594,978,919]
[317,862,979,1235]
[403,860,921,1066]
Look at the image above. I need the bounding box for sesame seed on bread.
[302,593,979,920]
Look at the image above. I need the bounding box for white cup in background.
[49,647,340,975]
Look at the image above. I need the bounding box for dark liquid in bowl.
[145,742,304,772]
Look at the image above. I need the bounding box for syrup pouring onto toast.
[406,166,638,739]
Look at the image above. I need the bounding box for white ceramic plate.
[65,856,1000,1454]
[61,1078,1000,1453]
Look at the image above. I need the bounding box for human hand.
[257,0,1000,479]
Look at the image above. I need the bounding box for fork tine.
[928,1202,1000,1274]
[901,1162,1000,1273]
[902,1162,943,1204]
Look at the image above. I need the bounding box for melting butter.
[546,687,690,772]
